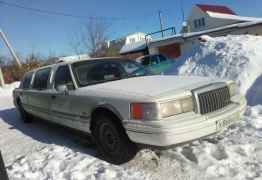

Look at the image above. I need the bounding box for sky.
[1,0,262,58]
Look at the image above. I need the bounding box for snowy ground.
[1,83,262,180]
[0,35,262,180]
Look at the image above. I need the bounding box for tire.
[92,114,137,164]
[17,99,32,123]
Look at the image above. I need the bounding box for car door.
[18,72,34,112]
[49,65,77,128]
[28,67,53,120]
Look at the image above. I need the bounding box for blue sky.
[0,0,262,58]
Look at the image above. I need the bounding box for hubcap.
[100,123,119,154]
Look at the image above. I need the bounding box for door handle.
[51,95,56,100]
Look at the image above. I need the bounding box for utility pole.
[0,29,22,67]
[158,10,164,38]
[0,28,22,86]
[180,0,185,22]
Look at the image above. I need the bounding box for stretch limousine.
[13,57,246,164]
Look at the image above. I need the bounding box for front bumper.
[124,95,246,147]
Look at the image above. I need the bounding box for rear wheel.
[17,99,32,123]
[92,114,137,164]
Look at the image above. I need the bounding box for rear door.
[27,67,53,120]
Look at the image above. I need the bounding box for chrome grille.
[198,86,231,114]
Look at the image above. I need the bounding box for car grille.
[198,86,231,114]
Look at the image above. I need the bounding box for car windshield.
[72,59,154,87]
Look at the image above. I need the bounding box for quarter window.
[33,68,51,90]
[54,65,74,90]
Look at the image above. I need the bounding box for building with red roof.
[196,4,236,15]
[186,4,262,33]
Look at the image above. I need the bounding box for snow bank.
[0,82,20,97]
[165,35,262,105]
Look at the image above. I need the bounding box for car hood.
[84,75,223,99]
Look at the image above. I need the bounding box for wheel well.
[90,107,123,132]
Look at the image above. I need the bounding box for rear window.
[32,68,51,90]
[21,72,33,89]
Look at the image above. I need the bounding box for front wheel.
[92,114,137,164]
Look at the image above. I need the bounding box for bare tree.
[71,20,109,57]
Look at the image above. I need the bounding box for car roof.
[25,57,132,74]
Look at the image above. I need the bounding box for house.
[125,32,147,45]
[110,32,151,59]
[186,4,262,33]
[120,4,262,60]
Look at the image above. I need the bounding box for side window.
[54,65,74,90]
[33,68,51,90]
[201,18,205,27]
[141,57,150,66]
[194,20,198,29]
[159,55,167,62]
[150,55,159,65]
[22,72,33,89]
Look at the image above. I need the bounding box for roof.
[196,4,236,15]
[124,21,262,52]
[207,11,262,22]
[58,54,90,62]
[120,41,147,54]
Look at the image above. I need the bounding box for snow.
[207,11,262,22]
[166,35,262,106]
[120,40,147,54]
[0,35,262,180]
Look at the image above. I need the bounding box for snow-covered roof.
[58,54,90,62]
[149,21,262,47]
[207,11,262,22]
[196,4,236,15]
[120,20,262,54]
[120,40,147,54]
[183,20,262,38]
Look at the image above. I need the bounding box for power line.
[0,0,124,21]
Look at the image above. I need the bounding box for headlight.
[130,97,194,120]
[160,97,194,118]
[227,81,237,97]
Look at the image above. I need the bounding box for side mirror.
[56,84,68,95]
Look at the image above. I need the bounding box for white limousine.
[13,57,246,164]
